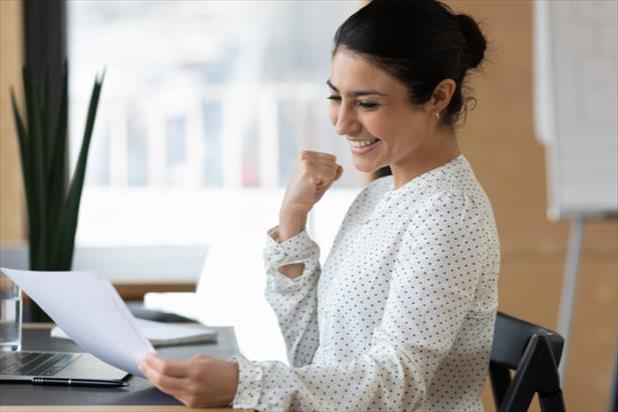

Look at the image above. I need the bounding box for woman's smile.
[347,137,380,154]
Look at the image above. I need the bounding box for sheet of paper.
[0,267,155,376]
[51,318,217,346]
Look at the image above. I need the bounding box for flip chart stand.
[555,213,617,412]
[556,217,585,380]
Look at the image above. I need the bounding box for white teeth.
[349,139,377,148]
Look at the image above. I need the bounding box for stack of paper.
[51,318,217,347]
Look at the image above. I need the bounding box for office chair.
[490,312,566,412]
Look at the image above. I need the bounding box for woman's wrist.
[278,207,308,242]
[224,361,239,406]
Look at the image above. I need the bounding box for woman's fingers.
[300,150,336,162]
[305,158,341,184]
[139,358,188,395]
[146,370,187,394]
[335,165,344,181]
[311,167,340,186]
[280,150,342,220]
[141,354,189,378]
[304,153,338,167]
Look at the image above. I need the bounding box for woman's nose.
[334,104,360,136]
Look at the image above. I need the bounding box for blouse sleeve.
[262,226,321,368]
[232,192,491,411]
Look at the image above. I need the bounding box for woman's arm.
[277,150,343,278]
[263,226,322,367]
[261,150,342,365]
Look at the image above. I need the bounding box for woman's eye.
[358,101,378,109]
[327,95,342,102]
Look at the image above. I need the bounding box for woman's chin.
[352,158,383,174]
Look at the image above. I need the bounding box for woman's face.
[328,50,434,174]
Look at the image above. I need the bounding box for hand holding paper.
[0,267,155,377]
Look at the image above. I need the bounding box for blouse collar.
[387,154,468,197]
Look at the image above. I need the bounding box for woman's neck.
[390,129,461,190]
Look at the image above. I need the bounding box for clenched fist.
[279,151,343,242]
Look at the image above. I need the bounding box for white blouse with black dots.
[231,155,500,411]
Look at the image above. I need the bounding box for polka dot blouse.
[231,155,501,411]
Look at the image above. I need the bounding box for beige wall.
[0,0,25,243]
[445,1,617,411]
[0,1,615,410]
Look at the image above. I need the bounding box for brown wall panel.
[446,1,618,411]
[0,0,26,243]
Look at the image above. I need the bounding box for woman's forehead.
[329,50,406,95]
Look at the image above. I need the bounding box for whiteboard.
[534,0,618,220]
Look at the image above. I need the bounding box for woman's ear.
[428,79,456,115]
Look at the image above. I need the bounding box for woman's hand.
[138,353,239,408]
[279,151,343,241]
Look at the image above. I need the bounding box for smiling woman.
[139,0,500,410]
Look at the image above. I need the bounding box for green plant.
[10,63,104,273]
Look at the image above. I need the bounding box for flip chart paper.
[1,267,155,376]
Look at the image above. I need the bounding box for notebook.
[51,318,217,347]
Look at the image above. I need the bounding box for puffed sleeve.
[231,192,492,411]
[263,226,321,367]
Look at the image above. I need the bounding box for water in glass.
[0,273,22,351]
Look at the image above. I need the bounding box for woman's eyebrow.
[326,80,386,97]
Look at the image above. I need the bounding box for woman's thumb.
[335,165,344,181]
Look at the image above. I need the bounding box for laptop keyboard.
[0,352,80,376]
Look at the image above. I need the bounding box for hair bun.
[456,14,486,69]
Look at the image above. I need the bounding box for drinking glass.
[0,272,22,351]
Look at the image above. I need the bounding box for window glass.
[67,0,363,248]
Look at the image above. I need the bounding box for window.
[67,1,362,361]
[68,1,363,249]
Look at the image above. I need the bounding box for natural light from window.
[67,0,363,362]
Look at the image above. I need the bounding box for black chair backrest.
[490,312,566,412]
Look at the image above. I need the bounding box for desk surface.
[0,324,250,412]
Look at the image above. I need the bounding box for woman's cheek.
[362,114,387,139]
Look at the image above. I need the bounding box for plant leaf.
[22,67,48,269]
[41,67,51,171]
[10,89,36,257]
[40,67,55,269]
[53,71,104,269]
[48,61,69,246]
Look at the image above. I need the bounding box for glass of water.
[0,272,22,351]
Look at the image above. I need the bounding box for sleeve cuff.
[263,226,320,292]
[229,355,263,410]
[264,226,316,260]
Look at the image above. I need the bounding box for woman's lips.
[348,138,380,155]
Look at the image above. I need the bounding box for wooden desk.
[0,324,250,412]
[1,406,235,411]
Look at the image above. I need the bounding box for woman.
[139,0,500,410]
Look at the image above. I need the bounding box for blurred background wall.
[1,1,616,410]
[444,2,617,411]
[0,0,25,243]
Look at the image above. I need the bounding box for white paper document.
[0,267,155,377]
[51,318,217,347]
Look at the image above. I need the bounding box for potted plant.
[10,62,104,321]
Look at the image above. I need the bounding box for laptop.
[0,306,189,384]
[0,350,127,383]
